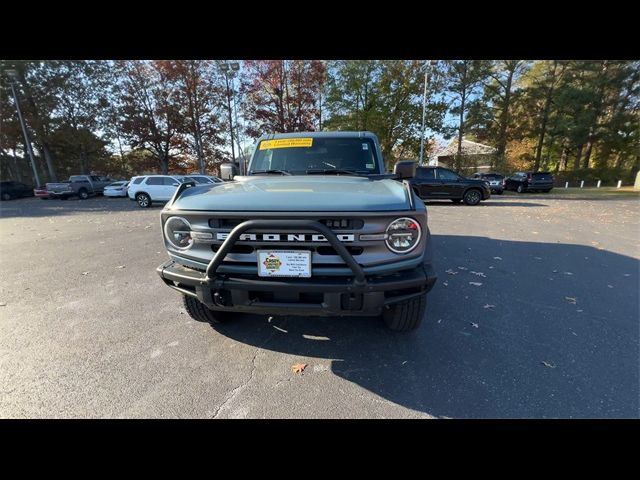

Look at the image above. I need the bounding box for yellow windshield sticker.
[259,138,313,150]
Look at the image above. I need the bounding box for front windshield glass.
[250,137,379,174]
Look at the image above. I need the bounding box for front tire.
[517,184,525,193]
[136,192,151,208]
[383,293,426,332]
[1,193,11,201]
[78,188,89,200]
[182,294,229,324]
[463,189,482,205]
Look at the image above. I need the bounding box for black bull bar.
[205,219,366,285]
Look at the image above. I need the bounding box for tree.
[442,60,492,169]
[157,60,229,173]
[467,60,529,171]
[117,60,183,174]
[241,60,326,137]
[323,60,448,166]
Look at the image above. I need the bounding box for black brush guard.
[158,219,436,316]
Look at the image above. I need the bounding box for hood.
[170,175,411,212]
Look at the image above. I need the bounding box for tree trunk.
[582,136,594,169]
[17,68,58,182]
[573,145,583,171]
[79,143,88,174]
[496,65,515,172]
[534,61,558,172]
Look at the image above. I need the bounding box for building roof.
[436,139,497,157]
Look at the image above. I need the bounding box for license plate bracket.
[257,250,312,278]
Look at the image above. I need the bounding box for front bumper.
[157,259,437,316]
[158,218,436,316]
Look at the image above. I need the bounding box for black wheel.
[136,192,151,208]
[463,189,482,205]
[516,184,525,193]
[383,293,426,332]
[182,294,229,324]
[78,188,89,200]
[1,193,11,201]
[451,198,462,203]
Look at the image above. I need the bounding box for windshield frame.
[248,136,382,176]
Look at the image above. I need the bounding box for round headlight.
[164,216,193,250]
[385,217,421,254]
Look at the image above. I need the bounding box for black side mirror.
[394,160,416,180]
[220,162,238,181]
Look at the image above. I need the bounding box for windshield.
[250,137,380,175]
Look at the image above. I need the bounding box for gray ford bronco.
[156,131,437,331]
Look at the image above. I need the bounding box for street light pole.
[220,62,237,173]
[419,60,437,166]
[7,75,41,187]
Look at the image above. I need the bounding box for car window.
[437,169,460,181]
[532,172,552,179]
[69,176,89,183]
[164,177,179,186]
[145,177,163,186]
[416,168,435,180]
[132,177,144,185]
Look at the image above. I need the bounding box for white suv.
[128,175,184,208]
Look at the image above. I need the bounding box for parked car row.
[0,173,223,203]
[405,167,555,206]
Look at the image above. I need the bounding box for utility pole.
[5,70,41,187]
[419,60,437,166]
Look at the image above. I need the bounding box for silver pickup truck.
[156,131,437,331]
[46,175,113,200]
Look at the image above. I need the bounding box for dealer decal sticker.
[259,138,313,150]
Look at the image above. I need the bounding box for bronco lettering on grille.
[215,233,355,242]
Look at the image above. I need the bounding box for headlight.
[385,217,421,254]
[164,216,193,250]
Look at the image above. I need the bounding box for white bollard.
[580,180,584,188]
[565,182,569,189]
[617,180,622,189]
[597,180,601,188]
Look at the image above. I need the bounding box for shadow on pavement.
[207,234,639,418]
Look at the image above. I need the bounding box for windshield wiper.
[306,168,366,176]
[250,169,292,176]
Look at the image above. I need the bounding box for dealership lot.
[0,194,638,418]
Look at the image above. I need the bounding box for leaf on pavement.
[445,269,458,275]
[291,363,307,374]
[471,271,486,277]
[493,256,502,260]
[469,282,483,286]
[563,272,573,275]
[483,304,495,309]
[457,266,468,270]
[0,302,6,307]
[541,361,556,369]
[565,296,577,304]
[116,265,126,269]
[471,322,479,328]
[81,271,90,276]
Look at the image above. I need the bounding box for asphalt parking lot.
[1,193,638,418]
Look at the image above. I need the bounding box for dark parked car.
[0,181,34,201]
[505,172,554,193]
[408,166,491,205]
[471,172,504,194]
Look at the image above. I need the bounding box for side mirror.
[394,160,417,180]
[220,162,238,181]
